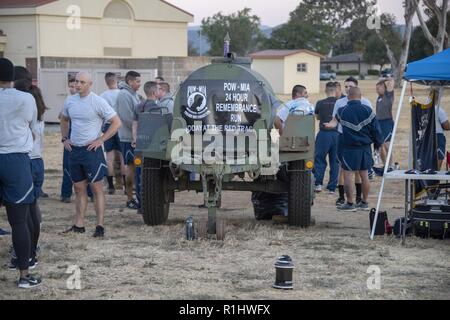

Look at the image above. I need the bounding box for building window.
[104,0,133,20]
[297,63,307,73]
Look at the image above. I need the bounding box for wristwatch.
[61,137,69,143]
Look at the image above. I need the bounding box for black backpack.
[370,209,388,236]
[393,217,412,238]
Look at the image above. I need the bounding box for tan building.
[250,49,324,95]
[0,0,193,121]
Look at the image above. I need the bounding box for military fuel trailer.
[135,55,315,238]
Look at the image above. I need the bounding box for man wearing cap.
[60,72,121,238]
[0,57,41,288]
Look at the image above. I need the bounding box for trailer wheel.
[288,160,312,228]
[142,158,170,226]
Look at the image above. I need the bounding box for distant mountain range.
[188,25,275,55]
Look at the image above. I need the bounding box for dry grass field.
[0,80,449,300]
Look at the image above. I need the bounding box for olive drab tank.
[135,53,315,236]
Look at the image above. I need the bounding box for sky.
[168,0,418,27]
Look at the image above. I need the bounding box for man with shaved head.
[324,77,373,208]
[60,72,121,238]
[274,85,314,135]
[330,87,383,212]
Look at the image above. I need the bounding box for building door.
[40,69,70,123]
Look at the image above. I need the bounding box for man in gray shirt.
[101,72,125,195]
[116,71,142,210]
[0,57,41,288]
[157,82,174,114]
[60,72,121,238]
[375,78,395,167]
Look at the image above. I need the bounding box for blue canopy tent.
[371,49,450,241]
[404,48,450,86]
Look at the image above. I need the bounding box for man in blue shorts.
[60,72,121,238]
[59,78,94,203]
[332,87,383,212]
[116,71,142,210]
[0,57,41,288]
[101,72,125,195]
[326,77,373,207]
[375,78,395,168]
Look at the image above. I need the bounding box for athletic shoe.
[314,185,323,193]
[338,203,357,212]
[18,275,42,289]
[0,228,11,237]
[93,226,104,238]
[327,189,336,195]
[29,257,38,269]
[108,187,116,195]
[336,198,345,206]
[126,200,139,210]
[60,197,71,204]
[373,167,385,177]
[356,201,370,211]
[62,225,86,235]
[356,198,363,206]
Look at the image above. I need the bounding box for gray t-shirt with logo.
[62,92,117,146]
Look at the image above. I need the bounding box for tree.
[376,0,418,87]
[334,18,373,56]
[265,0,376,55]
[409,11,450,61]
[200,8,265,57]
[415,0,449,53]
[363,34,391,71]
[265,8,334,54]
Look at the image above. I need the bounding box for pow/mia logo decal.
[184,85,210,120]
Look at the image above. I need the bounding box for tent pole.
[371,81,408,240]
